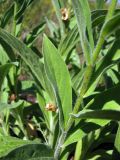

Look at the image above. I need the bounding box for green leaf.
[92,15,105,28]
[25,21,46,47]
[51,0,65,36]
[63,126,85,148]
[96,0,105,9]
[74,130,98,160]
[0,29,45,89]
[72,68,85,91]
[58,25,79,60]
[62,71,120,149]
[112,122,120,159]
[0,135,33,158]
[14,0,35,35]
[71,0,93,64]
[43,35,72,129]
[0,143,54,160]
[85,85,120,110]
[72,109,120,120]
[86,39,120,96]
[37,93,51,129]
[0,45,9,64]
[80,0,94,50]
[0,63,14,90]
[60,144,76,160]
[62,120,108,148]
[88,150,112,160]
[74,139,82,160]
[0,39,15,61]
[45,18,59,38]
[91,9,120,22]
[0,4,14,28]
[107,68,120,84]
[63,117,114,148]
[0,100,23,112]
[93,14,120,62]
[101,14,120,38]
[29,158,54,160]
[91,9,107,20]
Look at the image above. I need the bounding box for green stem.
[54,131,67,160]
[92,0,117,64]
[48,116,54,147]
[105,0,117,21]
[5,109,10,135]
[18,115,28,139]
[2,122,9,136]
[39,124,48,144]
[12,1,17,36]
[13,108,28,139]
[92,33,105,64]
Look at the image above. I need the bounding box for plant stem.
[12,1,17,36]
[5,109,10,135]
[48,116,54,147]
[92,0,117,64]
[54,131,67,159]
[105,0,117,21]
[92,33,105,64]
[39,124,48,144]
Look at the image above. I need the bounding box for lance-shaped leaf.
[91,9,107,20]
[0,100,23,112]
[0,144,54,160]
[101,14,120,37]
[58,25,79,60]
[74,130,100,160]
[63,100,119,147]
[43,35,72,129]
[51,0,65,36]
[0,63,14,90]
[93,14,120,62]
[14,0,35,35]
[63,119,114,148]
[0,135,53,160]
[0,29,45,89]
[96,0,105,9]
[25,21,46,47]
[71,109,120,121]
[80,0,94,50]
[86,84,120,110]
[0,135,33,158]
[0,4,14,28]
[86,39,120,96]
[112,122,120,159]
[71,0,93,64]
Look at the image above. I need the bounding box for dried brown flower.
[61,8,69,21]
[45,103,57,112]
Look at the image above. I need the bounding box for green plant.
[0,0,120,160]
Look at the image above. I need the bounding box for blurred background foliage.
[0,0,119,31]
[0,0,119,51]
[0,0,102,31]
